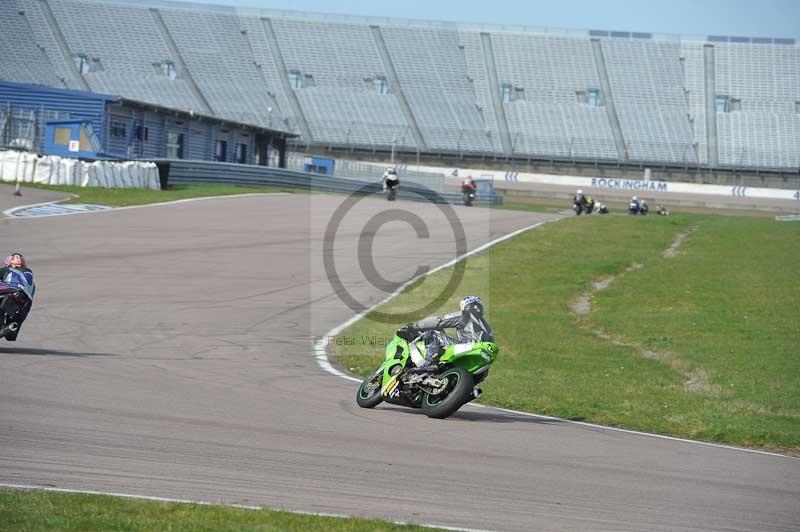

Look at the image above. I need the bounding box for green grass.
[336,213,800,452]
[0,490,440,531]
[493,201,566,213]
[15,183,300,207]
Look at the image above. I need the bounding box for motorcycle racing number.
[453,342,475,355]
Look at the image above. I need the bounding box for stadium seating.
[0,7,62,87]
[2,0,798,169]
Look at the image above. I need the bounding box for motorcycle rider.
[573,189,586,209]
[584,194,596,213]
[0,253,35,341]
[403,296,493,374]
[629,195,640,214]
[382,167,399,193]
[461,175,477,194]
[461,175,477,206]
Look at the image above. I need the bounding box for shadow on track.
[372,404,564,425]
[0,347,118,357]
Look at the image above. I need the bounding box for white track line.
[3,192,291,219]
[316,218,797,461]
[314,220,554,383]
[0,483,494,532]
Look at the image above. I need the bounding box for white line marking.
[315,217,798,460]
[2,196,74,218]
[0,483,494,532]
[313,219,555,384]
[3,192,292,219]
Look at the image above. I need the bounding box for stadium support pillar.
[38,0,90,91]
[480,33,512,157]
[276,137,287,168]
[149,8,214,115]
[703,44,719,167]
[370,25,427,153]
[261,18,314,144]
[590,39,628,161]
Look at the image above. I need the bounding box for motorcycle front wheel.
[421,367,473,419]
[356,369,384,408]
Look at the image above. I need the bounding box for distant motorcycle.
[461,181,477,206]
[573,200,593,215]
[384,178,398,201]
[463,190,476,206]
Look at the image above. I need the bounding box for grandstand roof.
[0,80,297,139]
[87,0,797,44]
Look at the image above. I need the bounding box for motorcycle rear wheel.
[421,367,473,419]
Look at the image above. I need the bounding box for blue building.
[0,80,293,166]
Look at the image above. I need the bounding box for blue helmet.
[460,295,484,315]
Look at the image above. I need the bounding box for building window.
[236,143,247,164]
[73,53,102,73]
[111,120,127,138]
[716,95,729,113]
[500,83,512,103]
[135,126,149,142]
[514,86,526,101]
[289,69,302,90]
[54,127,71,145]
[373,75,389,95]
[587,88,602,107]
[167,131,184,159]
[134,125,146,141]
[153,60,177,80]
[214,140,228,162]
[79,128,91,152]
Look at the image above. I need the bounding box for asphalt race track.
[1,192,798,532]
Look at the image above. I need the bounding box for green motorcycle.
[356,328,498,419]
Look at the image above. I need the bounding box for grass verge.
[16,183,300,207]
[0,490,440,531]
[336,213,800,452]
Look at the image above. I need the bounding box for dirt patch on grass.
[570,294,593,315]
[571,225,714,395]
[662,225,698,259]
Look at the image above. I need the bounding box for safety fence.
[160,159,502,205]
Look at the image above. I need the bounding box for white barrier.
[0,150,160,190]
[409,164,800,201]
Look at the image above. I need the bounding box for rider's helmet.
[577,189,583,195]
[3,253,25,268]
[632,196,638,202]
[386,166,397,175]
[460,295,484,316]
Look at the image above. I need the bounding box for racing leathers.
[407,310,494,371]
[0,266,35,341]
[382,170,399,192]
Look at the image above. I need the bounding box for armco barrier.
[160,159,502,205]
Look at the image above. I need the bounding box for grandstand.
[1,0,799,174]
